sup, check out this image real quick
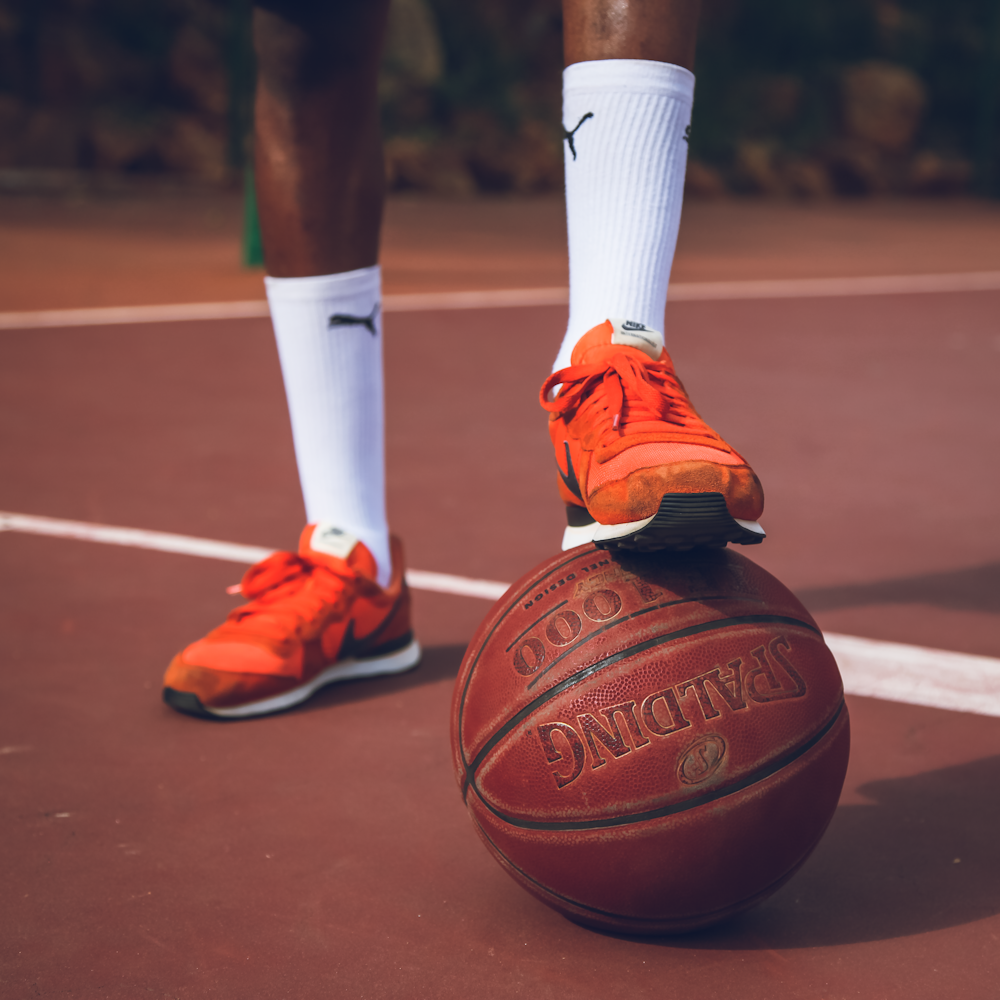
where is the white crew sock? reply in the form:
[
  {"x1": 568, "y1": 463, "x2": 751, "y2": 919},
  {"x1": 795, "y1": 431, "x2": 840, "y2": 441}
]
[
  {"x1": 554, "y1": 59, "x2": 695, "y2": 371},
  {"x1": 265, "y1": 265, "x2": 391, "y2": 587}
]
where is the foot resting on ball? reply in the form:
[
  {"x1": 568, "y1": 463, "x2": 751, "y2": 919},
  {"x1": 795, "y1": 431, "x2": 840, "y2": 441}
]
[
  {"x1": 162, "y1": 524, "x2": 420, "y2": 719},
  {"x1": 541, "y1": 319, "x2": 766, "y2": 552}
]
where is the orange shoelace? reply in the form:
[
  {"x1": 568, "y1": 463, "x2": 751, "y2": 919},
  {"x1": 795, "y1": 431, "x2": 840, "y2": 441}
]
[
  {"x1": 541, "y1": 352, "x2": 706, "y2": 449},
  {"x1": 220, "y1": 552, "x2": 353, "y2": 643}
]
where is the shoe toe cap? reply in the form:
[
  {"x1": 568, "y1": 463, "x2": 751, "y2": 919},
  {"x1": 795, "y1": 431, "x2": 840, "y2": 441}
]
[
  {"x1": 588, "y1": 460, "x2": 764, "y2": 524},
  {"x1": 163, "y1": 642, "x2": 303, "y2": 714}
]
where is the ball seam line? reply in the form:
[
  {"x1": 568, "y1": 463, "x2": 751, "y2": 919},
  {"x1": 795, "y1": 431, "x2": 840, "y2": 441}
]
[
  {"x1": 463, "y1": 613, "x2": 823, "y2": 787},
  {"x1": 456, "y1": 551, "x2": 593, "y2": 781},
  {"x1": 468, "y1": 697, "x2": 845, "y2": 832}
]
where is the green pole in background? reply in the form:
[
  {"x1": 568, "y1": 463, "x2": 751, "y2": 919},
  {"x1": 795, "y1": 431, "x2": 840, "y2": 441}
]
[
  {"x1": 243, "y1": 164, "x2": 264, "y2": 268},
  {"x1": 226, "y1": 0, "x2": 263, "y2": 265}
]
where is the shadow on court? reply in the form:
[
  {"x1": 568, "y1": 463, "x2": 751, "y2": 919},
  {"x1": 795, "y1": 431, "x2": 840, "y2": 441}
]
[
  {"x1": 291, "y1": 643, "x2": 468, "y2": 715},
  {"x1": 623, "y1": 754, "x2": 1000, "y2": 949},
  {"x1": 301, "y1": 648, "x2": 1000, "y2": 951},
  {"x1": 797, "y1": 561, "x2": 1000, "y2": 616}
]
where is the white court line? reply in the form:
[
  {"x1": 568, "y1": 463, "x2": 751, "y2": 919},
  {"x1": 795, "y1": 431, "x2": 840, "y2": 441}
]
[
  {"x1": 2, "y1": 270, "x2": 999, "y2": 330},
  {"x1": 0, "y1": 511, "x2": 276, "y2": 564},
  {"x1": 666, "y1": 269, "x2": 1000, "y2": 302},
  {"x1": 824, "y1": 633, "x2": 1000, "y2": 720},
  {"x1": 0, "y1": 511, "x2": 510, "y2": 601},
  {"x1": 3, "y1": 509, "x2": 998, "y2": 718},
  {"x1": 385, "y1": 287, "x2": 569, "y2": 312},
  {"x1": 403, "y1": 569, "x2": 509, "y2": 601},
  {"x1": 0, "y1": 300, "x2": 271, "y2": 330}
]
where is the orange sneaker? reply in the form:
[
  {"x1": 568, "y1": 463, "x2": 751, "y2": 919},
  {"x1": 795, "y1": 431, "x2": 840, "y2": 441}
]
[
  {"x1": 541, "y1": 319, "x2": 765, "y2": 551},
  {"x1": 163, "y1": 524, "x2": 420, "y2": 719}
]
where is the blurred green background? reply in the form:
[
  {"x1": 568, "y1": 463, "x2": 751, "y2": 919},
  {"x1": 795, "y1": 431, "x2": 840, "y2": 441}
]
[{"x1": 0, "y1": 0, "x2": 997, "y2": 197}]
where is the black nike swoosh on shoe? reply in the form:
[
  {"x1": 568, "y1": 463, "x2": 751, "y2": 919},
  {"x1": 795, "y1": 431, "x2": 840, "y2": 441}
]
[
  {"x1": 338, "y1": 618, "x2": 363, "y2": 659},
  {"x1": 558, "y1": 441, "x2": 584, "y2": 501},
  {"x1": 337, "y1": 586, "x2": 410, "y2": 661},
  {"x1": 328, "y1": 303, "x2": 379, "y2": 335}
]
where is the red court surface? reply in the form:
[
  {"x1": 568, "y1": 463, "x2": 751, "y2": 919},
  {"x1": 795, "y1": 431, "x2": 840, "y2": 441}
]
[
  {"x1": 3, "y1": 191, "x2": 1000, "y2": 309},
  {"x1": 2, "y1": 195, "x2": 1000, "y2": 998}
]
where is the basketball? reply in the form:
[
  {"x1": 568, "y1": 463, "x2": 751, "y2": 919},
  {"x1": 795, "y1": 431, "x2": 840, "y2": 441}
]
[{"x1": 450, "y1": 545, "x2": 850, "y2": 934}]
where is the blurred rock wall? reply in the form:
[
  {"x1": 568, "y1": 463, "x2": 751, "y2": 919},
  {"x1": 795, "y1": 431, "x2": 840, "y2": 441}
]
[
  {"x1": 0, "y1": 0, "x2": 995, "y2": 196},
  {"x1": 0, "y1": 0, "x2": 232, "y2": 180},
  {"x1": 686, "y1": 0, "x2": 996, "y2": 197}
]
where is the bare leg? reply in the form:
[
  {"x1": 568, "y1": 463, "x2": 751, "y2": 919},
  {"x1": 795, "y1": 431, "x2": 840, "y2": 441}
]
[
  {"x1": 562, "y1": 0, "x2": 701, "y2": 69},
  {"x1": 252, "y1": 0, "x2": 390, "y2": 277},
  {"x1": 252, "y1": 0, "x2": 697, "y2": 275}
]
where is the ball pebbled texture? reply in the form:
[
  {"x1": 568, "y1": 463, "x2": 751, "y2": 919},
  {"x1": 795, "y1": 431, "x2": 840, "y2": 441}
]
[{"x1": 450, "y1": 545, "x2": 850, "y2": 934}]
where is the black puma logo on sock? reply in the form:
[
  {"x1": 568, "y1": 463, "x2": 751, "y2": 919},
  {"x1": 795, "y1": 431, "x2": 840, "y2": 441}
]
[
  {"x1": 563, "y1": 112, "x2": 594, "y2": 160},
  {"x1": 328, "y1": 303, "x2": 379, "y2": 335},
  {"x1": 683, "y1": 124, "x2": 691, "y2": 143}
]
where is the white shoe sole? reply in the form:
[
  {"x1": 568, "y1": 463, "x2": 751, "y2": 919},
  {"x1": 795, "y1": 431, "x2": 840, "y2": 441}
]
[{"x1": 167, "y1": 638, "x2": 422, "y2": 720}]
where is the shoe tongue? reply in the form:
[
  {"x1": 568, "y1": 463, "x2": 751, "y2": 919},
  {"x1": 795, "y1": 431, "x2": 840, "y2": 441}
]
[
  {"x1": 300, "y1": 522, "x2": 377, "y2": 579},
  {"x1": 570, "y1": 319, "x2": 665, "y2": 366}
]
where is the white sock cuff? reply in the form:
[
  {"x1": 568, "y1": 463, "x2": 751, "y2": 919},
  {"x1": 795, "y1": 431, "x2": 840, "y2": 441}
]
[
  {"x1": 563, "y1": 59, "x2": 694, "y2": 102},
  {"x1": 264, "y1": 265, "x2": 381, "y2": 303}
]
